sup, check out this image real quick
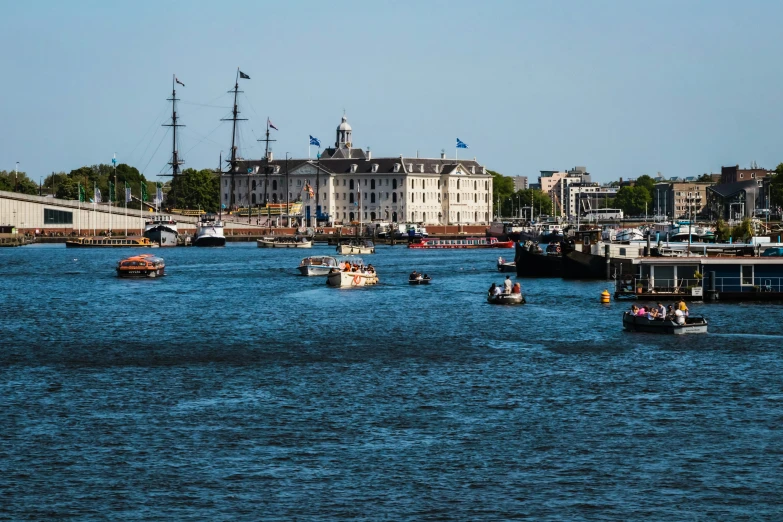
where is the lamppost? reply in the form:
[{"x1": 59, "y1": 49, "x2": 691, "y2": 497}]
[{"x1": 285, "y1": 152, "x2": 290, "y2": 227}]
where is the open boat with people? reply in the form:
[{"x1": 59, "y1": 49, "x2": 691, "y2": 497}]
[
  {"x1": 622, "y1": 311, "x2": 708, "y2": 334},
  {"x1": 66, "y1": 236, "x2": 157, "y2": 248},
  {"x1": 408, "y1": 271, "x2": 432, "y2": 285},
  {"x1": 326, "y1": 257, "x2": 378, "y2": 287},
  {"x1": 116, "y1": 254, "x2": 165, "y2": 278},
  {"x1": 298, "y1": 256, "x2": 338, "y2": 276},
  {"x1": 257, "y1": 236, "x2": 312, "y2": 248},
  {"x1": 497, "y1": 256, "x2": 516, "y2": 272},
  {"x1": 336, "y1": 239, "x2": 375, "y2": 254}
]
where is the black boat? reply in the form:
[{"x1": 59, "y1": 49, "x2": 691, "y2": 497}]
[
  {"x1": 514, "y1": 240, "x2": 562, "y2": 278},
  {"x1": 409, "y1": 276, "x2": 431, "y2": 285},
  {"x1": 487, "y1": 293, "x2": 525, "y2": 305},
  {"x1": 622, "y1": 312, "x2": 708, "y2": 334}
]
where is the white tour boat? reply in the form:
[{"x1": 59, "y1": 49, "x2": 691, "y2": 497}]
[
  {"x1": 298, "y1": 256, "x2": 338, "y2": 276},
  {"x1": 257, "y1": 236, "x2": 312, "y2": 248}
]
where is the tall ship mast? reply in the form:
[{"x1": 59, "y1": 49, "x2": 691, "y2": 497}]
[
  {"x1": 222, "y1": 68, "x2": 248, "y2": 214},
  {"x1": 144, "y1": 74, "x2": 184, "y2": 247}
]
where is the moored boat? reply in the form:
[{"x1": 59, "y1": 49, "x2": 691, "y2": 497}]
[
  {"x1": 193, "y1": 214, "x2": 226, "y2": 247},
  {"x1": 497, "y1": 256, "x2": 516, "y2": 272},
  {"x1": 298, "y1": 255, "x2": 338, "y2": 276},
  {"x1": 487, "y1": 293, "x2": 525, "y2": 305},
  {"x1": 258, "y1": 236, "x2": 312, "y2": 248},
  {"x1": 622, "y1": 312, "x2": 708, "y2": 334},
  {"x1": 143, "y1": 215, "x2": 179, "y2": 247},
  {"x1": 66, "y1": 236, "x2": 157, "y2": 248},
  {"x1": 337, "y1": 239, "x2": 375, "y2": 254},
  {"x1": 116, "y1": 254, "x2": 165, "y2": 278},
  {"x1": 409, "y1": 237, "x2": 513, "y2": 249}
]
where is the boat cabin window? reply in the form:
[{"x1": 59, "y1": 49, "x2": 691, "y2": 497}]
[{"x1": 741, "y1": 265, "x2": 754, "y2": 286}]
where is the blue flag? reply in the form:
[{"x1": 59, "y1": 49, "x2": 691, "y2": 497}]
[
  {"x1": 309, "y1": 135, "x2": 320, "y2": 147},
  {"x1": 456, "y1": 138, "x2": 468, "y2": 149}
]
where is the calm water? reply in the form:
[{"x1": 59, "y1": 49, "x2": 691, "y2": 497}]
[{"x1": 1, "y1": 243, "x2": 783, "y2": 520}]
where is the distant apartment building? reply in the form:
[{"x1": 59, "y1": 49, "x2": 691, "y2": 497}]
[
  {"x1": 511, "y1": 176, "x2": 528, "y2": 191},
  {"x1": 652, "y1": 181, "x2": 713, "y2": 218},
  {"x1": 568, "y1": 184, "x2": 618, "y2": 217},
  {"x1": 720, "y1": 165, "x2": 773, "y2": 184},
  {"x1": 541, "y1": 167, "x2": 593, "y2": 216}
]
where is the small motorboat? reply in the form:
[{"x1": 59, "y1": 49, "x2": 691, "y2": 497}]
[
  {"x1": 487, "y1": 293, "x2": 525, "y2": 305},
  {"x1": 408, "y1": 275, "x2": 432, "y2": 285},
  {"x1": 116, "y1": 254, "x2": 165, "y2": 278},
  {"x1": 257, "y1": 236, "x2": 312, "y2": 248},
  {"x1": 497, "y1": 256, "x2": 516, "y2": 272},
  {"x1": 337, "y1": 239, "x2": 375, "y2": 254},
  {"x1": 622, "y1": 312, "x2": 708, "y2": 334},
  {"x1": 298, "y1": 256, "x2": 338, "y2": 276}
]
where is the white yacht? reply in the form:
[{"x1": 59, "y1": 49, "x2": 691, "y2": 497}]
[
  {"x1": 193, "y1": 214, "x2": 226, "y2": 247},
  {"x1": 143, "y1": 215, "x2": 179, "y2": 247}
]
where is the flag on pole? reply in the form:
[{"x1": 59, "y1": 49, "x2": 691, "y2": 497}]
[
  {"x1": 268, "y1": 118, "x2": 278, "y2": 131},
  {"x1": 141, "y1": 183, "x2": 149, "y2": 202},
  {"x1": 125, "y1": 186, "x2": 132, "y2": 203},
  {"x1": 309, "y1": 135, "x2": 320, "y2": 147},
  {"x1": 456, "y1": 138, "x2": 469, "y2": 149},
  {"x1": 156, "y1": 183, "x2": 163, "y2": 205},
  {"x1": 78, "y1": 184, "x2": 86, "y2": 203},
  {"x1": 95, "y1": 188, "x2": 102, "y2": 203},
  {"x1": 175, "y1": 77, "x2": 185, "y2": 87},
  {"x1": 239, "y1": 71, "x2": 250, "y2": 79},
  {"x1": 112, "y1": 153, "x2": 117, "y2": 166}
]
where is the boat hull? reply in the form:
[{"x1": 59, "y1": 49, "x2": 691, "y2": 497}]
[
  {"x1": 337, "y1": 245, "x2": 375, "y2": 254},
  {"x1": 193, "y1": 235, "x2": 226, "y2": 247},
  {"x1": 622, "y1": 313, "x2": 708, "y2": 334},
  {"x1": 514, "y1": 242, "x2": 562, "y2": 277},
  {"x1": 143, "y1": 226, "x2": 178, "y2": 247},
  {"x1": 497, "y1": 262, "x2": 516, "y2": 272},
  {"x1": 408, "y1": 278, "x2": 431, "y2": 285},
  {"x1": 487, "y1": 293, "x2": 525, "y2": 305},
  {"x1": 326, "y1": 271, "x2": 379, "y2": 287},
  {"x1": 116, "y1": 267, "x2": 165, "y2": 278},
  {"x1": 258, "y1": 239, "x2": 312, "y2": 248}
]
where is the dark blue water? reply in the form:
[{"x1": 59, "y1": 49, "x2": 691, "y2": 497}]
[{"x1": 2, "y1": 244, "x2": 783, "y2": 520}]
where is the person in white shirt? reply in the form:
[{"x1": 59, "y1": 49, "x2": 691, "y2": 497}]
[
  {"x1": 674, "y1": 309, "x2": 685, "y2": 325},
  {"x1": 503, "y1": 276, "x2": 513, "y2": 294}
]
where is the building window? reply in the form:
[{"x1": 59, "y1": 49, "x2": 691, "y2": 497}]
[
  {"x1": 457, "y1": 179, "x2": 460, "y2": 190},
  {"x1": 349, "y1": 179, "x2": 355, "y2": 190},
  {"x1": 392, "y1": 179, "x2": 397, "y2": 189},
  {"x1": 44, "y1": 208, "x2": 73, "y2": 224},
  {"x1": 349, "y1": 193, "x2": 354, "y2": 204},
  {"x1": 741, "y1": 265, "x2": 754, "y2": 286},
  {"x1": 371, "y1": 193, "x2": 376, "y2": 203},
  {"x1": 457, "y1": 193, "x2": 460, "y2": 202},
  {"x1": 371, "y1": 179, "x2": 375, "y2": 189},
  {"x1": 392, "y1": 193, "x2": 397, "y2": 203},
  {"x1": 411, "y1": 179, "x2": 415, "y2": 189}
]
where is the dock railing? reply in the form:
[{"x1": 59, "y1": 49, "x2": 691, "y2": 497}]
[
  {"x1": 711, "y1": 276, "x2": 783, "y2": 293},
  {"x1": 615, "y1": 276, "x2": 702, "y2": 296}
]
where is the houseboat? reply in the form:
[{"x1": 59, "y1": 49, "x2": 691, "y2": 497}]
[
  {"x1": 257, "y1": 236, "x2": 312, "y2": 248},
  {"x1": 297, "y1": 256, "x2": 338, "y2": 276},
  {"x1": 615, "y1": 253, "x2": 783, "y2": 302},
  {"x1": 337, "y1": 239, "x2": 375, "y2": 254},
  {"x1": 514, "y1": 240, "x2": 562, "y2": 277},
  {"x1": 408, "y1": 237, "x2": 513, "y2": 249},
  {"x1": 66, "y1": 236, "x2": 157, "y2": 248},
  {"x1": 116, "y1": 254, "x2": 165, "y2": 278}
]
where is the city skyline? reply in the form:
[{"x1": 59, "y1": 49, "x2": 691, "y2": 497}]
[{"x1": 1, "y1": 0, "x2": 782, "y2": 183}]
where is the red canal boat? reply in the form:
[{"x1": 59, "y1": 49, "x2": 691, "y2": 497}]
[{"x1": 408, "y1": 237, "x2": 514, "y2": 249}]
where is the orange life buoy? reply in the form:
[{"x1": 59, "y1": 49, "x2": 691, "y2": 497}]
[{"x1": 353, "y1": 274, "x2": 362, "y2": 285}]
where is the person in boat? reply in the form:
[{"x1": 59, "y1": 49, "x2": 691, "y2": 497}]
[
  {"x1": 410, "y1": 270, "x2": 418, "y2": 281},
  {"x1": 512, "y1": 282, "x2": 521, "y2": 294},
  {"x1": 630, "y1": 304, "x2": 639, "y2": 315},
  {"x1": 674, "y1": 308, "x2": 686, "y2": 325},
  {"x1": 656, "y1": 302, "x2": 666, "y2": 321},
  {"x1": 504, "y1": 276, "x2": 513, "y2": 294},
  {"x1": 488, "y1": 283, "x2": 497, "y2": 297},
  {"x1": 367, "y1": 264, "x2": 375, "y2": 274},
  {"x1": 678, "y1": 298, "x2": 689, "y2": 317},
  {"x1": 666, "y1": 304, "x2": 675, "y2": 321},
  {"x1": 422, "y1": 273, "x2": 429, "y2": 280},
  {"x1": 498, "y1": 256, "x2": 504, "y2": 265},
  {"x1": 492, "y1": 284, "x2": 502, "y2": 297},
  {"x1": 636, "y1": 306, "x2": 647, "y2": 317}
]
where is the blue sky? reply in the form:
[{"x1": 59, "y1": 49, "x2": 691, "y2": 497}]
[{"x1": 1, "y1": 0, "x2": 781, "y2": 184}]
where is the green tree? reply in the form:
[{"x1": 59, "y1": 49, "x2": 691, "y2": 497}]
[
  {"x1": 697, "y1": 173, "x2": 712, "y2": 182},
  {"x1": 613, "y1": 186, "x2": 652, "y2": 216},
  {"x1": 731, "y1": 217, "x2": 753, "y2": 242},
  {"x1": 165, "y1": 168, "x2": 219, "y2": 212},
  {"x1": 770, "y1": 163, "x2": 783, "y2": 213},
  {"x1": 56, "y1": 177, "x2": 80, "y2": 199},
  {"x1": 714, "y1": 218, "x2": 731, "y2": 242},
  {"x1": 635, "y1": 174, "x2": 655, "y2": 195},
  {"x1": 0, "y1": 170, "x2": 39, "y2": 195},
  {"x1": 489, "y1": 170, "x2": 515, "y2": 207}
]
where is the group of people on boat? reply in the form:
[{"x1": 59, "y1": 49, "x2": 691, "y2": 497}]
[
  {"x1": 337, "y1": 260, "x2": 375, "y2": 274},
  {"x1": 488, "y1": 276, "x2": 522, "y2": 296},
  {"x1": 409, "y1": 270, "x2": 431, "y2": 282},
  {"x1": 630, "y1": 298, "x2": 689, "y2": 324}
]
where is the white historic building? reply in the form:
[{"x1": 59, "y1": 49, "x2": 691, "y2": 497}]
[{"x1": 220, "y1": 115, "x2": 493, "y2": 225}]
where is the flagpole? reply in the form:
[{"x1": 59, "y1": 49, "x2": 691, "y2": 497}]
[
  {"x1": 124, "y1": 181, "x2": 128, "y2": 237},
  {"x1": 78, "y1": 182, "x2": 81, "y2": 235},
  {"x1": 93, "y1": 182, "x2": 97, "y2": 236}
]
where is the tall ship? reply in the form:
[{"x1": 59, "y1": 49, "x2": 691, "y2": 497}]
[
  {"x1": 193, "y1": 214, "x2": 226, "y2": 247},
  {"x1": 143, "y1": 215, "x2": 179, "y2": 247}
]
